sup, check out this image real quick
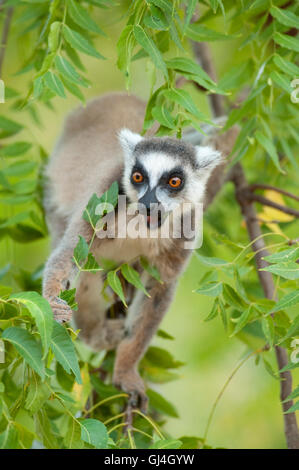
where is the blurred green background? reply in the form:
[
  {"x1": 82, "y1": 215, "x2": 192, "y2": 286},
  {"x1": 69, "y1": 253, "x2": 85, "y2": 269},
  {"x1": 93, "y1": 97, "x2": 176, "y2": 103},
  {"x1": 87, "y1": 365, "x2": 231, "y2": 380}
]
[{"x1": 1, "y1": 5, "x2": 298, "y2": 449}]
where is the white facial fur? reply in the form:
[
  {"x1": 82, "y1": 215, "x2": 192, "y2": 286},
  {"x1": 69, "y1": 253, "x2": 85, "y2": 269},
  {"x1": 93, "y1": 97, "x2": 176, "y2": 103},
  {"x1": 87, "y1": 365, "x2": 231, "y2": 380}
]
[{"x1": 118, "y1": 128, "x2": 222, "y2": 212}]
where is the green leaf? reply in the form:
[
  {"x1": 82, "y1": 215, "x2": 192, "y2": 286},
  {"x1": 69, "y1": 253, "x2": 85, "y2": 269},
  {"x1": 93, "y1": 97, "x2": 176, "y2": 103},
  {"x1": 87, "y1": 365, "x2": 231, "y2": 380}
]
[
  {"x1": 184, "y1": 0, "x2": 197, "y2": 31},
  {"x1": 218, "y1": 61, "x2": 252, "y2": 91},
  {"x1": 186, "y1": 24, "x2": 236, "y2": 42},
  {"x1": 80, "y1": 419, "x2": 108, "y2": 448},
  {"x1": 204, "y1": 298, "x2": 219, "y2": 322},
  {"x1": 0, "y1": 116, "x2": 23, "y2": 138},
  {"x1": 61, "y1": 77, "x2": 85, "y2": 102},
  {"x1": 270, "y1": 6, "x2": 299, "y2": 28},
  {"x1": 261, "y1": 261, "x2": 299, "y2": 280},
  {"x1": 9, "y1": 291, "x2": 53, "y2": 356},
  {"x1": 263, "y1": 358, "x2": 279, "y2": 380},
  {"x1": 166, "y1": 57, "x2": 216, "y2": 86},
  {"x1": 2, "y1": 327, "x2": 45, "y2": 379},
  {"x1": 148, "y1": 0, "x2": 173, "y2": 15},
  {"x1": 55, "y1": 55, "x2": 88, "y2": 87},
  {"x1": 25, "y1": 373, "x2": 50, "y2": 413},
  {"x1": 283, "y1": 314, "x2": 299, "y2": 341},
  {"x1": 152, "y1": 104, "x2": 175, "y2": 129},
  {"x1": 264, "y1": 248, "x2": 299, "y2": 264},
  {"x1": 0, "y1": 425, "x2": 18, "y2": 449},
  {"x1": 3, "y1": 161, "x2": 36, "y2": 176},
  {"x1": 142, "y1": 364, "x2": 179, "y2": 383},
  {"x1": 73, "y1": 235, "x2": 89, "y2": 265},
  {"x1": 283, "y1": 385, "x2": 299, "y2": 403},
  {"x1": 140, "y1": 256, "x2": 161, "y2": 282},
  {"x1": 150, "y1": 439, "x2": 182, "y2": 449},
  {"x1": 255, "y1": 130, "x2": 283, "y2": 173},
  {"x1": 231, "y1": 306, "x2": 253, "y2": 336},
  {"x1": 179, "y1": 435, "x2": 204, "y2": 449},
  {"x1": 0, "y1": 211, "x2": 31, "y2": 229},
  {"x1": 163, "y1": 88, "x2": 211, "y2": 122},
  {"x1": 272, "y1": 291, "x2": 299, "y2": 313},
  {"x1": 147, "y1": 388, "x2": 179, "y2": 418},
  {"x1": 145, "y1": 346, "x2": 183, "y2": 369},
  {"x1": 36, "y1": 409, "x2": 59, "y2": 449},
  {"x1": 56, "y1": 362, "x2": 76, "y2": 391},
  {"x1": 33, "y1": 76, "x2": 44, "y2": 99},
  {"x1": 133, "y1": 25, "x2": 168, "y2": 79},
  {"x1": 48, "y1": 21, "x2": 61, "y2": 52},
  {"x1": 270, "y1": 71, "x2": 293, "y2": 94},
  {"x1": 64, "y1": 418, "x2": 84, "y2": 449},
  {"x1": 157, "y1": 329, "x2": 174, "y2": 340},
  {"x1": 107, "y1": 270, "x2": 127, "y2": 307},
  {"x1": 223, "y1": 284, "x2": 247, "y2": 310},
  {"x1": 68, "y1": 0, "x2": 105, "y2": 35},
  {"x1": 273, "y1": 55, "x2": 299, "y2": 78},
  {"x1": 82, "y1": 253, "x2": 102, "y2": 273},
  {"x1": 0, "y1": 142, "x2": 32, "y2": 157},
  {"x1": 196, "y1": 252, "x2": 229, "y2": 267},
  {"x1": 121, "y1": 263, "x2": 149, "y2": 296},
  {"x1": 284, "y1": 401, "x2": 299, "y2": 414},
  {"x1": 44, "y1": 71, "x2": 66, "y2": 98},
  {"x1": 59, "y1": 288, "x2": 78, "y2": 310},
  {"x1": 63, "y1": 25, "x2": 105, "y2": 59},
  {"x1": 144, "y1": 6, "x2": 168, "y2": 31},
  {"x1": 273, "y1": 32, "x2": 299, "y2": 52},
  {"x1": 262, "y1": 316, "x2": 275, "y2": 348},
  {"x1": 116, "y1": 25, "x2": 135, "y2": 87},
  {"x1": 82, "y1": 181, "x2": 118, "y2": 228},
  {"x1": 50, "y1": 321, "x2": 82, "y2": 384},
  {"x1": 195, "y1": 281, "x2": 223, "y2": 297}
]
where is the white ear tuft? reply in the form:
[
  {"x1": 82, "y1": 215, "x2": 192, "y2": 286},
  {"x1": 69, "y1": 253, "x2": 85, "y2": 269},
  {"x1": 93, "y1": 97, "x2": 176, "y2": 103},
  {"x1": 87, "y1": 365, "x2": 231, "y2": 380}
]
[
  {"x1": 195, "y1": 146, "x2": 222, "y2": 173},
  {"x1": 118, "y1": 128, "x2": 143, "y2": 160}
]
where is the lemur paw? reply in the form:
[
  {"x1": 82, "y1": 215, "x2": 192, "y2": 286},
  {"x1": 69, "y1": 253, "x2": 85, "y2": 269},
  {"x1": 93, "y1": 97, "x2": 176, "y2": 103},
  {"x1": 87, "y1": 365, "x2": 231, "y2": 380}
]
[
  {"x1": 113, "y1": 369, "x2": 148, "y2": 413},
  {"x1": 48, "y1": 296, "x2": 72, "y2": 323}
]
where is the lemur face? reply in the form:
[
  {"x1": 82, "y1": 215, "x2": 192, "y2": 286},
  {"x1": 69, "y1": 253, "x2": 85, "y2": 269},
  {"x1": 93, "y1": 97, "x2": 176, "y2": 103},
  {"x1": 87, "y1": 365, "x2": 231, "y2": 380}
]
[{"x1": 118, "y1": 129, "x2": 222, "y2": 227}]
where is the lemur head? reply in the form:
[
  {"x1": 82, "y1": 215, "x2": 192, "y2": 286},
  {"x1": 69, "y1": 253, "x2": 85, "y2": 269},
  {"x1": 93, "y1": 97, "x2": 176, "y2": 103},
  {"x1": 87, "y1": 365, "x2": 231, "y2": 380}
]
[{"x1": 118, "y1": 128, "x2": 222, "y2": 226}]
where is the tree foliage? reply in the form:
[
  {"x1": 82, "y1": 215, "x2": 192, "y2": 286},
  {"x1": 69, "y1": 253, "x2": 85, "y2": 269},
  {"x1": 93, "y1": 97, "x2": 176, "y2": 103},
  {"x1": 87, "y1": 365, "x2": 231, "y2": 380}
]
[{"x1": 0, "y1": 0, "x2": 298, "y2": 449}]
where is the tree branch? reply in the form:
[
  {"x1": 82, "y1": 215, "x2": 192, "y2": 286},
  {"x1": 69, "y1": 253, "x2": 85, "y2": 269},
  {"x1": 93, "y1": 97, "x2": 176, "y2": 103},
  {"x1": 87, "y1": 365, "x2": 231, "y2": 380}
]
[
  {"x1": 0, "y1": 4, "x2": 13, "y2": 79},
  {"x1": 192, "y1": 41, "x2": 224, "y2": 118},
  {"x1": 230, "y1": 163, "x2": 299, "y2": 450},
  {"x1": 250, "y1": 184, "x2": 299, "y2": 203},
  {"x1": 192, "y1": 40, "x2": 299, "y2": 449},
  {"x1": 252, "y1": 194, "x2": 299, "y2": 218},
  {"x1": 246, "y1": 191, "x2": 299, "y2": 218}
]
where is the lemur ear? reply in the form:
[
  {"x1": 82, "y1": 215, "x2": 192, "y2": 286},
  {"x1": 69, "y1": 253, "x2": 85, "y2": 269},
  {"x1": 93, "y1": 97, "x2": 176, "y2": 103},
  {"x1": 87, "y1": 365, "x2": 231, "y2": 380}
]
[
  {"x1": 118, "y1": 128, "x2": 143, "y2": 161},
  {"x1": 195, "y1": 146, "x2": 222, "y2": 174}
]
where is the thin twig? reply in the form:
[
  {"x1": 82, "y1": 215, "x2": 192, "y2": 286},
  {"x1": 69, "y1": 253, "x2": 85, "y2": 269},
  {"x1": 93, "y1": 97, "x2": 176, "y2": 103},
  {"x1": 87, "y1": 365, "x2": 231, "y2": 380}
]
[
  {"x1": 192, "y1": 42, "x2": 224, "y2": 118},
  {"x1": 0, "y1": 4, "x2": 13, "y2": 78},
  {"x1": 250, "y1": 184, "x2": 299, "y2": 203},
  {"x1": 249, "y1": 192, "x2": 299, "y2": 218},
  {"x1": 203, "y1": 346, "x2": 267, "y2": 443}
]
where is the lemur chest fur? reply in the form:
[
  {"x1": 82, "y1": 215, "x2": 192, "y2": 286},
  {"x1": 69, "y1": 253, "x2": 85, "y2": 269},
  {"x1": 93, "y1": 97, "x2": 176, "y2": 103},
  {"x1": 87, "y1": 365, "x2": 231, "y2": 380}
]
[{"x1": 91, "y1": 234, "x2": 172, "y2": 265}]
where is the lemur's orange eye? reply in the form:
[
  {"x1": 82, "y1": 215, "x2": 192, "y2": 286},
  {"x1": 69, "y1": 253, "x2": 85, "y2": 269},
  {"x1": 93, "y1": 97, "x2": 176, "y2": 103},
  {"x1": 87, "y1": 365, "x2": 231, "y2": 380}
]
[
  {"x1": 132, "y1": 171, "x2": 144, "y2": 183},
  {"x1": 168, "y1": 176, "x2": 182, "y2": 188}
]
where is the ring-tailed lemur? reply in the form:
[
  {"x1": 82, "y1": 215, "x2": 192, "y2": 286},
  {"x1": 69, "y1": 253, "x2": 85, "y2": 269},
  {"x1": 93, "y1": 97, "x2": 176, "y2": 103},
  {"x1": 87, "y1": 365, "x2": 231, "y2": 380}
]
[{"x1": 43, "y1": 93, "x2": 236, "y2": 410}]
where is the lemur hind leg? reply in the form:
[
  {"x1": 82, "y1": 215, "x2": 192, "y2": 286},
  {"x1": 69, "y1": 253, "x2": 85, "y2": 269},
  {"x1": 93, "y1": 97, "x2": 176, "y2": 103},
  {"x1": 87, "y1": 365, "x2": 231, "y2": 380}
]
[{"x1": 74, "y1": 272, "x2": 126, "y2": 351}]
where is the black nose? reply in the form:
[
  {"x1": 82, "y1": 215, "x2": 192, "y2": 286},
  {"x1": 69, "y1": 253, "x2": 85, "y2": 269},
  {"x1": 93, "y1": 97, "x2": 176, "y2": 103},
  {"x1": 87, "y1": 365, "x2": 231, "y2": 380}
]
[{"x1": 139, "y1": 187, "x2": 159, "y2": 209}]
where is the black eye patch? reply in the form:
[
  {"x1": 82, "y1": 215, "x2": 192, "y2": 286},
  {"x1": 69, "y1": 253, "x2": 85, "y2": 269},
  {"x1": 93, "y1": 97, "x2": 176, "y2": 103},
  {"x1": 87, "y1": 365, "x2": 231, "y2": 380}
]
[
  {"x1": 131, "y1": 162, "x2": 148, "y2": 185},
  {"x1": 159, "y1": 167, "x2": 185, "y2": 191}
]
